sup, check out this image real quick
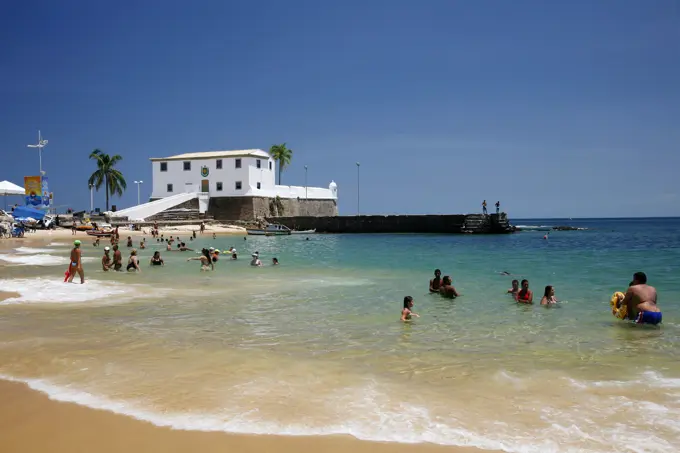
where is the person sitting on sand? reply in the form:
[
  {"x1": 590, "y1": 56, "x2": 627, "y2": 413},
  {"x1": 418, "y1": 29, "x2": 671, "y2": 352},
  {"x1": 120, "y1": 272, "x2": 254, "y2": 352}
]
[
  {"x1": 540, "y1": 285, "x2": 558, "y2": 305},
  {"x1": 102, "y1": 246, "x2": 113, "y2": 271},
  {"x1": 67, "y1": 240, "x2": 85, "y2": 284},
  {"x1": 150, "y1": 251, "x2": 164, "y2": 266},
  {"x1": 508, "y1": 279, "x2": 520, "y2": 295},
  {"x1": 250, "y1": 253, "x2": 262, "y2": 267},
  {"x1": 272, "y1": 257, "x2": 279, "y2": 265},
  {"x1": 439, "y1": 276, "x2": 460, "y2": 299},
  {"x1": 187, "y1": 248, "x2": 214, "y2": 271},
  {"x1": 622, "y1": 272, "x2": 661, "y2": 325},
  {"x1": 429, "y1": 269, "x2": 442, "y2": 293},
  {"x1": 126, "y1": 249, "x2": 141, "y2": 272},
  {"x1": 401, "y1": 296, "x2": 420, "y2": 322},
  {"x1": 515, "y1": 279, "x2": 533, "y2": 304},
  {"x1": 126, "y1": 236, "x2": 133, "y2": 247}
]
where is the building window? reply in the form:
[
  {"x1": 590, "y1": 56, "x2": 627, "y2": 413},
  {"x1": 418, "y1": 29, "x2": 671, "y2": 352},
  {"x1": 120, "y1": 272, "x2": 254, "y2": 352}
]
[
  {"x1": 216, "y1": 182, "x2": 223, "y2": 191},
  {"x1": 183, "y1": 161, "x2": 191, "y2": 171},
  {"x1": 160, "y1": 162, "x2": 168, "y2": 172},
  {"x1": 216, "y1": 159, "x2": 222, "y2": 169},
  {"x1": 235, "y1": 181, "x2": 242, "y2": 190},
  {"x1": 269, "y1": 161, "x2": 272, "y2": 170},
  {"x1": 235, "y1": 158, "x2": 241, "y2": 169},
  {"x1": 167, "y1": 184, "x2": 173, "y2": 193},
  {"x1": 256, "y1": 159, "x2": 261, "y2": 169},
  {"x1": 257, "y1": 182, "x2": 261, "y2": 189}
]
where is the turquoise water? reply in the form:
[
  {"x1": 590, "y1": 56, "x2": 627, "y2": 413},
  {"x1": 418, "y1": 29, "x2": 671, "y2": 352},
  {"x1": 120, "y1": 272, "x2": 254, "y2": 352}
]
[{"x1": 1, "y1": 218, "x2": 679, "y2": 452}]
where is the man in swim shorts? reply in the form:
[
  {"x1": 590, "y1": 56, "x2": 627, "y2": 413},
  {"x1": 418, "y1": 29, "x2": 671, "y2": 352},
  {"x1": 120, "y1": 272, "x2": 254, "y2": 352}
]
[
  {"x1": 112, "y1": 244, "x2": 123, "y2": 271},
  {"x1": 67, "y1": 240, "x2": 85, "y2": 284},
  {"x1": 622, "y1": 272, "x2": 661, "y2": 325},
  {"x1": 439, "y1": 276, "x2": 460, "y2": 299},
  {"x1": 102, "y1": 246, "x2": 113, "y2": 271},
  {"x1": 429, "y1": 269, "x2": 442, "y2": 293}
]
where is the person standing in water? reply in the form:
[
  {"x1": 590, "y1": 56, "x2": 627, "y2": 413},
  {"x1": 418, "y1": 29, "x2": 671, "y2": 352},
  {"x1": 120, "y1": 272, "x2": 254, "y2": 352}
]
[
  {"x1": 401, "y1": 296, "x2": 420, "y2": 322},
  {"x1": 187, "y1": 248, "x2": 213, "y2": 271},
  {"x1": 540, "y1": 286, "x2": 558, "y2": 305},
  {"x1": 429, "y1": 269, "x2": 442, "y2": 293},
  {"x1": 439, "y1": 276, "x2": 460, "y2": 298},
  {"x1": 622, "y1": 272, "x2": 661, "y2": 325},
  {"x1": 272, "y1": 257, "x2": 279, "y2": 265},
  {"x1": 515, "y1": 279, "x2": 533, "y2": 303},
  {"x1": 67, "y1": 240, "x2": 85, "y2": 284},
  {"x1": 126, "y1": 249, "x2": 141, "y2": 272},
  {"x1": 250, "y1": 253, "x2": 263, "y2": 267},
  {"x1": 112, "y1": 244, "x2": 123, "y2": 271},
  {"x1": 102, "y1": 246, "x2": 113, "y2": 271},
  {"x1": 150, "y1": 251, "x2": 164, "y2": 266},
  {"x1": 507, "y1": 279, "x2": 520, "y2": 296}
]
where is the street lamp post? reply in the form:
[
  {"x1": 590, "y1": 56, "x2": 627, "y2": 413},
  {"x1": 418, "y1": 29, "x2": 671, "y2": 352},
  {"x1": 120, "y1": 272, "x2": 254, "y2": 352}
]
[
  {"x1": 356, "y1": 162, "x2": 360, "y2": 215},
  {"x1": 304, "y1": 165, "x2": 308, "y2": 199},
  {"x1": 89, "y1": 184, "x2": 94, "y2": 212},
  {"x1": 27, "y1": 130, "x2": 49, "y2": 176},
  {"x1": 134, "y1": 181, "x2": 143, "y2": 205}
]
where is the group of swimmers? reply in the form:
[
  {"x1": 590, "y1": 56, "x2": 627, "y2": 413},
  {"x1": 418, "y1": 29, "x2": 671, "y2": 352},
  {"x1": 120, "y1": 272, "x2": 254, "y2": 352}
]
[{"x1": 401, "y1": 269, "x2": 661, "y2": 325}]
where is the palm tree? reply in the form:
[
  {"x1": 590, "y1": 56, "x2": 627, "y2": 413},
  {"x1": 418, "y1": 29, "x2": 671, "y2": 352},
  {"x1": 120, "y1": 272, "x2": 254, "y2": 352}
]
[
  {"x1": 88, "y1": 149, "x2": 127, "y2": 211},
  {"x1": 268, "y1": 143, "x2": 293, "y2": 185}
]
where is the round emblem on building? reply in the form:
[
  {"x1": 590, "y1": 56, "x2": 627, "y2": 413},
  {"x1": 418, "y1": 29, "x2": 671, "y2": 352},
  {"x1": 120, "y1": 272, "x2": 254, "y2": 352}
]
[{"x1": 201, "y1": 166, "x2": 209, "y2": 177}]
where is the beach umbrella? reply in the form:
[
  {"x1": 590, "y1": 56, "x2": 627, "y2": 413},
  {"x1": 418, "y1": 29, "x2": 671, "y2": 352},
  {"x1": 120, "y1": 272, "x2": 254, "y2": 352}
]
[{"x1": 0, "y1": 180, "x2": 25, "y2": 210}]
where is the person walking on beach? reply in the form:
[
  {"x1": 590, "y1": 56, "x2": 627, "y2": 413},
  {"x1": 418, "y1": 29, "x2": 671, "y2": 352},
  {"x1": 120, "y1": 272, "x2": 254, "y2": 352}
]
[
  {"x1": 495, "y1": 201, "x2": 500, "y2": 214},
  {"x1": 401, "y1": 296, "x2": 420, "y2": 322},
  {"x1": 200, "y1": 222, "x2": 205, "y2": 234},
  {"x1": 439, "y1": 276, "x2": 460, "y2": 298},
  {"x1": 71, "y1": 224, "x2": 76, "y2": 235},
  {"x1": 67, "y1": 240, "x2": 85, "y2": 284},
  {"x1": 429, "y1": 269, "x2": 442, "y2": 293},
  {"x1": 540, "y1": 286, "x2": 558, "y2": 305},
  {"x1": 482, "y1": 200, "x2": 488, "y2": 215},
  {"x1": 112, "y1": 244, "x2": 123, "y2": 271},
  {"x1": 102, "y1": 246, "x2": 113, "y2": 271},
  {"x1": 515, "y1": 279, "x2": 533, "y2": 303},
  {"x1": 622, "y1": 272, "x2": 661, "y2": 325}
]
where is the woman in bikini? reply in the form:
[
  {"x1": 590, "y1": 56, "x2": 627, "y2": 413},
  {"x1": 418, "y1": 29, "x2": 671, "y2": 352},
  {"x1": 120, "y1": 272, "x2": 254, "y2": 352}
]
[
  {"x1": 516, "y1": 279, "x2": 533, "y2": 304},
  {"x1": 540, "y1": 285, "x2": 558, "y2": 305},
  {"x1": 401, "y1": 296, "x2": 420, "y2": 322},
  {"x1": 150, "y1": 251, "x2": 164, "y2": 266},
  {"x1": 126, "y1": 249, "x2": 141, "y2": 272},
  {"x1": 187, "y1": 248, "x2": 214, "y2": 271}
]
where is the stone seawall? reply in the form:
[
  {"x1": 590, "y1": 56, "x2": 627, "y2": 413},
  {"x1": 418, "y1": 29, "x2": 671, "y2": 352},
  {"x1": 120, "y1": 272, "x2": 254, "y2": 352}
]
[
  {"x1": 267, "y1": 213, "x2": 513, "y2": 234},
  {"x1": 209, "y1": 197, "x2": 338, "y2": 221}
]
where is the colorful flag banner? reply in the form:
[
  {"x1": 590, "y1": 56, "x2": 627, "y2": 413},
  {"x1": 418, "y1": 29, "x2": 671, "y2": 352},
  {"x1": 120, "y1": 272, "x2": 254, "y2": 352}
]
[{"x1": 24, "y1": 176, "x2": 43, "y2": 207}]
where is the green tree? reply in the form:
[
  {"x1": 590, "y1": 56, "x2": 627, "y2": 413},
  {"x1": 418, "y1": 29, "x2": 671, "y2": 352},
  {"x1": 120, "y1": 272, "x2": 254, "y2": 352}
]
[
  {"x1": 87, "y1": 149, "x2": 127, "y2": 211},
  {"x1": 268, "y1": 143, "x2": 293, "y2": 185}
]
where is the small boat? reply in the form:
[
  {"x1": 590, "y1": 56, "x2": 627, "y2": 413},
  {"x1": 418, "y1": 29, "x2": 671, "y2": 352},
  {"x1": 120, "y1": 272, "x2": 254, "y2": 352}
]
[
  {"x1": 291, "y1": 229, "x2": 316, "y2": 234},
  {"x1": 247, "y1": 224, "x2": 291, "y2": 236},
  {"x1": 86, "y1": 230, "x2": 113, "y2": 237}
]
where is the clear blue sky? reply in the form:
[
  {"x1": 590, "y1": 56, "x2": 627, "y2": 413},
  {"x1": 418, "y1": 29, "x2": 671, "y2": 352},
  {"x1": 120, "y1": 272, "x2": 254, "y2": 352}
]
[{"x1": 1, "y1": 0, "x2": 678, "y2": 218}]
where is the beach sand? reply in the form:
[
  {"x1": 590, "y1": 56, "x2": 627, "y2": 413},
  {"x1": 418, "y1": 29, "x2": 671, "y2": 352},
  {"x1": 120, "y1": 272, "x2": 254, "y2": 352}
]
[{"x1": 0, "y1": 380, "x2": 491, "y2": 453}]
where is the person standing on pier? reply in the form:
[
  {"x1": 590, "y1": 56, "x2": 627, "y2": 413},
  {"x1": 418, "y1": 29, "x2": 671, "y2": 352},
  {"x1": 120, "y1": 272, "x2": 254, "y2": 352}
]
[
  {"x1": 495, "y1": 201, "x2": 500, "y2": 214},
  {"x1": 482, "y1": 200, "x2": 488, "y2": 215}
]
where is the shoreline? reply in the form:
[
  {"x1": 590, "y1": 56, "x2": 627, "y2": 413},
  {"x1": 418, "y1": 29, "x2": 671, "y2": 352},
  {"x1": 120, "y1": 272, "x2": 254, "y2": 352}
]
[{"x1": 0, "y1": 378, "x2": 492, "y2": 453}]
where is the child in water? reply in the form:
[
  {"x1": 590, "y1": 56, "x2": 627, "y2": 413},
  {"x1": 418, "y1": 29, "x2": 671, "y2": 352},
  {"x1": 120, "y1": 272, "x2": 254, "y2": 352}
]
[{"x1": 401, "y1": 296, "x2": 420, "y2": 322}]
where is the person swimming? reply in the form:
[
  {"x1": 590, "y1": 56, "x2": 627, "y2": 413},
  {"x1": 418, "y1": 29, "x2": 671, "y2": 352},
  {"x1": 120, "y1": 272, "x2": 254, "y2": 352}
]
[
  {"x1": 150, "y1": 251, "x2": 164, "y2": 266},
  {"x1": 439, "y1": 276, "x2": 460, "y2": 299},
  {"x1": 272, "y1": 257, "x2": 279, "y2": 265},
  {"x1": 429, "y1": 269, "x2": 442, "y2": 293},
  {"x1": 540, "y1": 285, "x2": 558, "y2": 305},
  {"x1": 126, "y1": 236, "x2": 133, "y2": 247},
  {"x1": 139, "y1": 239, "x2": 146, "y2": 249},
  {"x1": 516, "y1": 279, "x2": 533, "y2": 304},
  {"x1": 622, "y1": 272, "x2": 661, "y2": 325},
  {"x1": 211, "y1": 249, "x2": 220, "y2": 262},
  {"x1": 401, "y1": 296, "x2": 420, "y2": 322},
  {"x1": 250, "y1": 253, "x2": 263, "y2": 267},
  {"x1": 507, "y1": 279, "x2": 520, "y2": 295},
  {"x1": 126, "y1": 249, "x2": 141, "y2": 272}
]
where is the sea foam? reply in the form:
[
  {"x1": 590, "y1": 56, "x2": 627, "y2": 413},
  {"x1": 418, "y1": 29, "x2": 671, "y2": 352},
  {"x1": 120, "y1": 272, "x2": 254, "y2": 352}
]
[
  {"x1": 14, "y1": 247, "x2": 56, "y2": 254},
  {"x1": 0, "y1": 254, "x2": 97, "y2": 266},
  {"x1": 0, "y1": 278, "x2": 149, "y2": 305}
]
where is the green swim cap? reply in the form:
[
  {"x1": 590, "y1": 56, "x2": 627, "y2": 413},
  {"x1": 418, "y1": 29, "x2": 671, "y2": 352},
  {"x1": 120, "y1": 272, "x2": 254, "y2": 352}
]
[{"x1": 74, "y1": 240, "x2": 81, "y2": 246}]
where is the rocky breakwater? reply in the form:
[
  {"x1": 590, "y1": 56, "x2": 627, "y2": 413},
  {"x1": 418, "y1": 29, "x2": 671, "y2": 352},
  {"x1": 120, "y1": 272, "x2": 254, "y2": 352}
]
[{"x1": 268, "y1": 213, "x2": 514, "y2": 234}]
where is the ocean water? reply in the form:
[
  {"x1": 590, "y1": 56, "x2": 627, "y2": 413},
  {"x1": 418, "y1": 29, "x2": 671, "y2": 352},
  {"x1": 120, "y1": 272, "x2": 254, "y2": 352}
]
[{"x1": 1, "y1": 218, "x2": 679, "y2": 453}]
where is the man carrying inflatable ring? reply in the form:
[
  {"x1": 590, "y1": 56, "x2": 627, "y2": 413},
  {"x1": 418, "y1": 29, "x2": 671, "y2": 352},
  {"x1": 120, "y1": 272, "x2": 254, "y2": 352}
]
[{"x1": 610, "y1": 272, "x2": 661, "y2": 325}]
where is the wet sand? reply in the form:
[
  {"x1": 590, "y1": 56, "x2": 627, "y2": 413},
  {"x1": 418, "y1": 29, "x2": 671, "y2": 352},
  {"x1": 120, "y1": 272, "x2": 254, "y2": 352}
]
[{"x1": 0, "y1": 380, "x2": 490, "y2": 453}]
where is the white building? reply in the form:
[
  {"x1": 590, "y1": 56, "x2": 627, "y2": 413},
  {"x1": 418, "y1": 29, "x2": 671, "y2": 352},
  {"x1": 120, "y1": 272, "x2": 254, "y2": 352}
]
[{"x1": 149, "y1": 149, "x2": 337, "y2": 201}]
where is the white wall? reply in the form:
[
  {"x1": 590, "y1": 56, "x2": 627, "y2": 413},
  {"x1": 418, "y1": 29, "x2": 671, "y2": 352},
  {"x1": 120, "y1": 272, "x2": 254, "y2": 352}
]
[
  {"x1": 151, "y1": 155, "x2": 336, "y2": 200},
  {"x1": 151, "y1": 155, "x2": 276, "y2": 199}
]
